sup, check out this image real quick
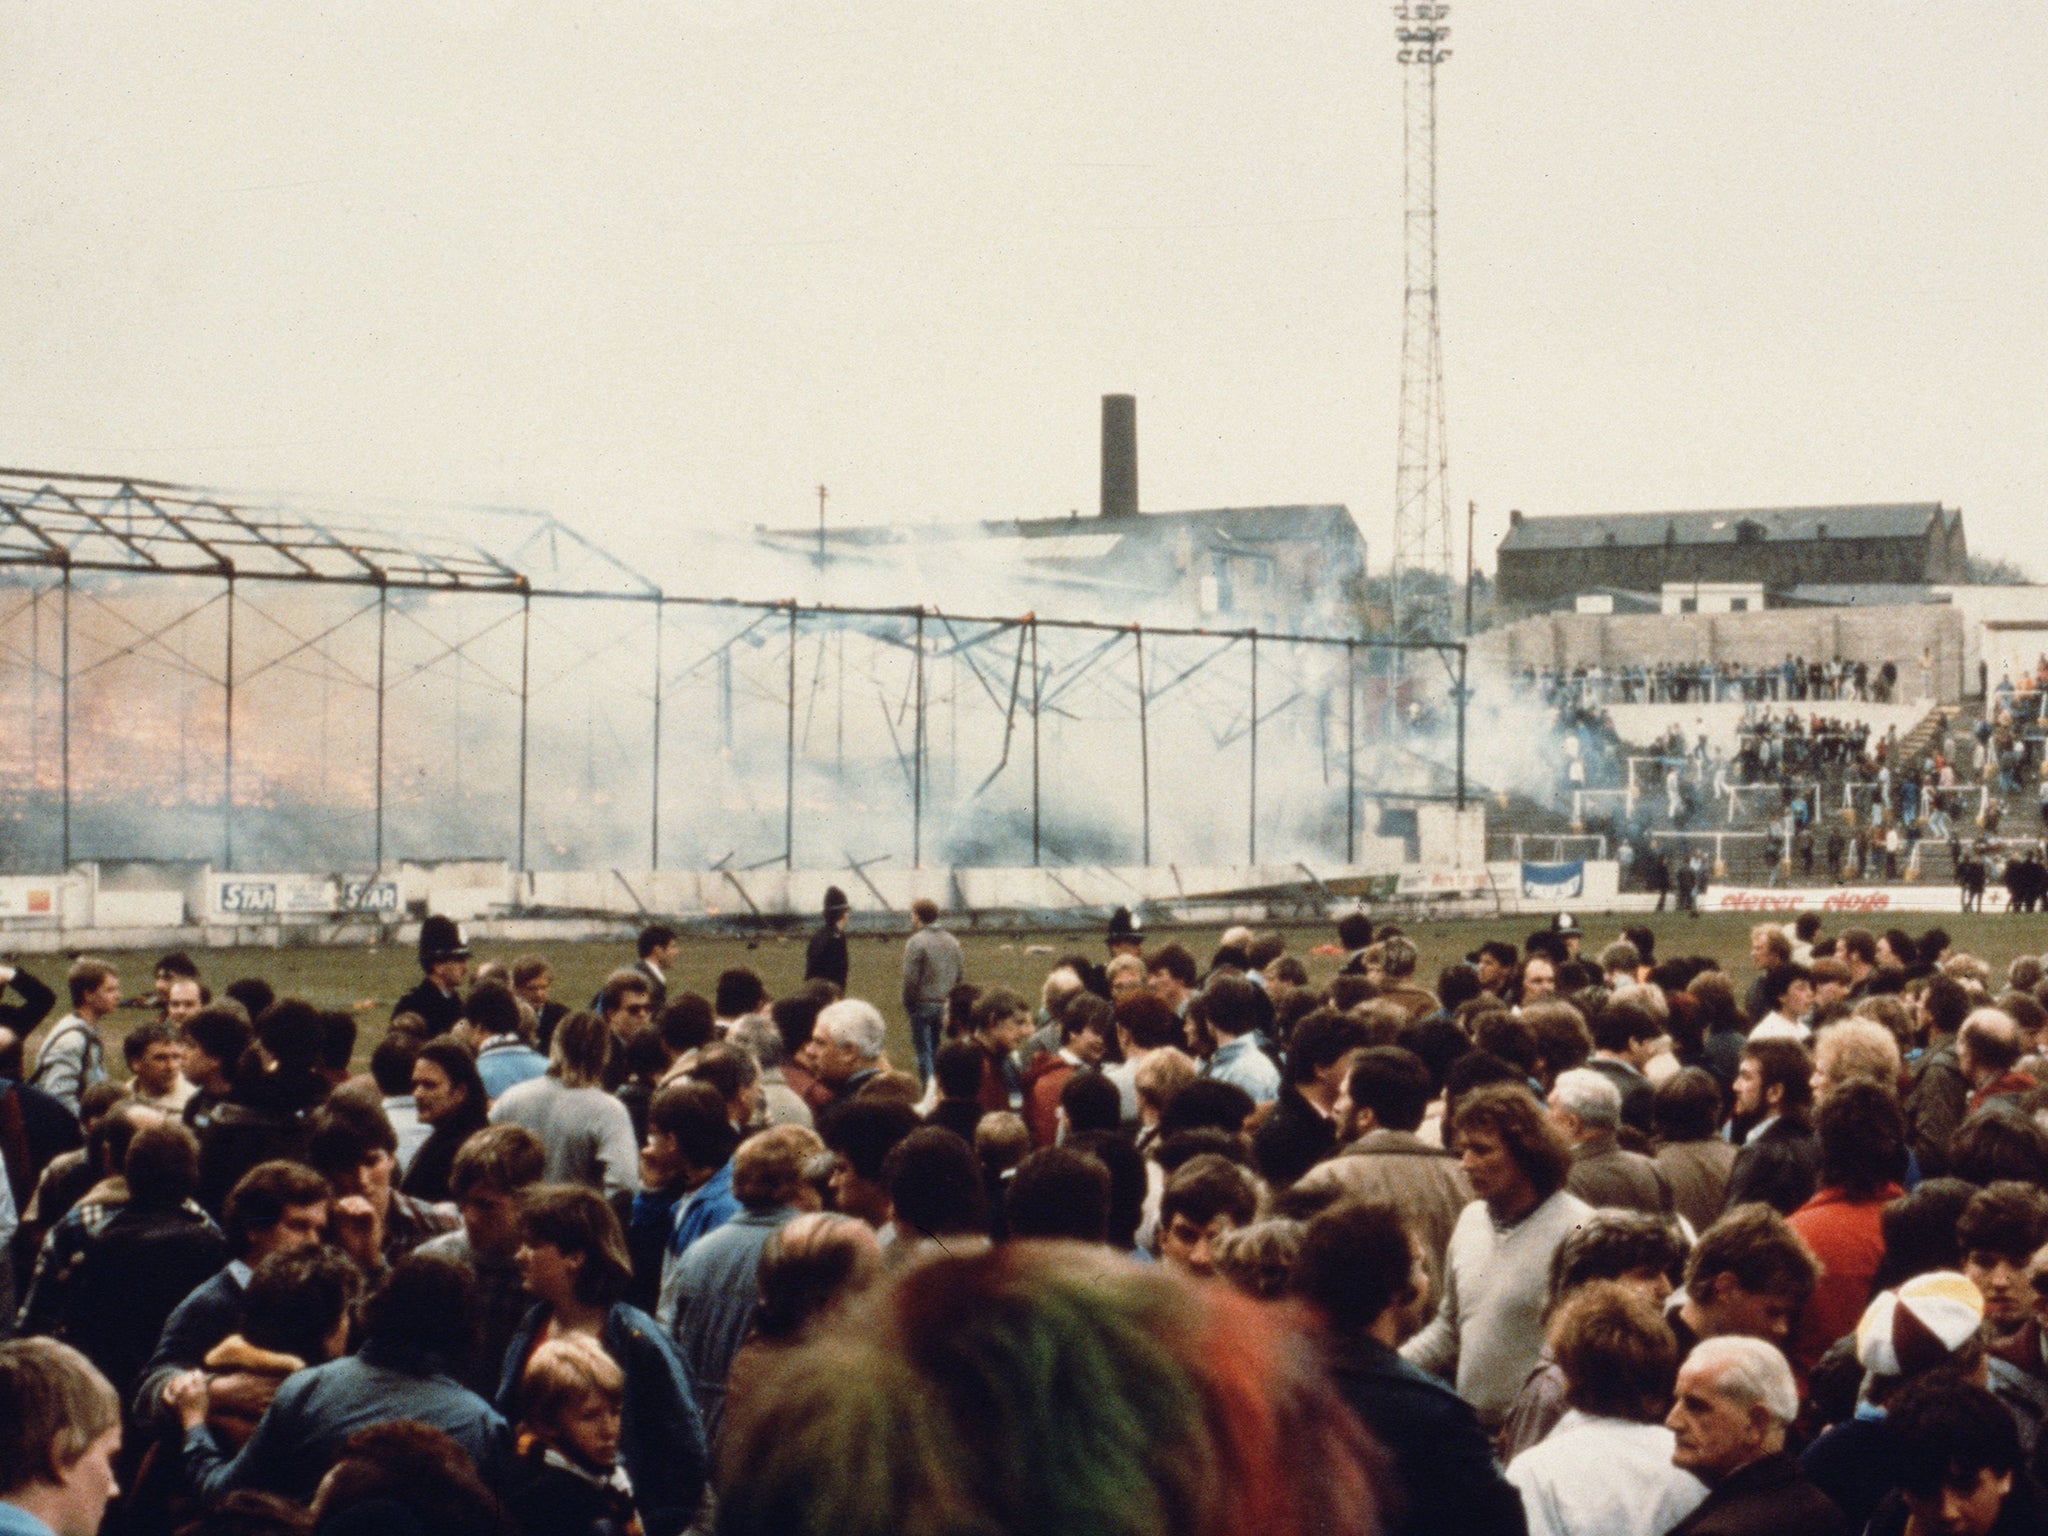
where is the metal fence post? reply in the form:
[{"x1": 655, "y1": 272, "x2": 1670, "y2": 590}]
[
  {"x1": 374, "y1": 583, "x2": 387, "y2": 870},
  {"x1": 1345, "y1": 640, "x2": 1357, "y2": 864},
  {"x1": 785, "y1": 604, "x2": 797, "y2": 870},
  {"x1": 28, "y1": 587, "x2": 38, "y2": 807},
  {"x1": 1030, "y1": 618, "x2": 1041, "y2": 866},
  {"x1": 223, "y1": 574, "x2": 236, "y2": 870},
  {"x1": 59, "y1": 564, "x2": 70, "y2": 867},
  {"x1": 516, "y1": 589, "x2": 531, "y2": 874},
  {"x1": 913, "y1": 610, "x2": 925, "y2": 869},
  {"x1": 1247, "y1": 630, "x2": 1259, "y2": 866},
  {"x1": 1134, "y1": 625, "x2": 1150, "y2": 865},
  {"x1": 651, "y1": 598, "x2": 664, "y2": 871},
  {"x1": 1455, "y1": 643, "x2": 1468, "y2": 813}
]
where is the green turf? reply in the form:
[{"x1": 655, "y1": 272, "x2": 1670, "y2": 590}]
[{"x1": 35, "y1": 908, "x2": 2048, "y2": 1077}]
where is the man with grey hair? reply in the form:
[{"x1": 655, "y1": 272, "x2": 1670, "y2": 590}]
[
  {"x1": 1549, "y1": 1067, "x2": 1673, "y2": 1216},
  {"x1": 1017, "y1": 965, "x2": 1088, "y2": 1073},
  {"x1": 1665, "y1": 1336, "x2": 1847, "y2": 1534},
  {"x1": 726, "y1": 1013, "x2": 813, "y2": 1130},
  {"x1": 1959, "y1": 1007, "x2": 2035, "y2": 1113},
  {"x1": 807, "y1": 999, "x2": 891, "y2": 1102}
]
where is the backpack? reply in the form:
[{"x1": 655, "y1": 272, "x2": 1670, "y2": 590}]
[{"x1": 28, "y1": 1017, "x2": 101, "y2": 1094}]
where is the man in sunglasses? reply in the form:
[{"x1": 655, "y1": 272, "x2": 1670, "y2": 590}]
[{"x1": 595, "y1": 970, "x2": 656, "y2": 1090}]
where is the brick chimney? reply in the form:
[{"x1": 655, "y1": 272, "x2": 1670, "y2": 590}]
[{"x1": 1100, "y1": 395, "x2": 1138, "y2": 519}]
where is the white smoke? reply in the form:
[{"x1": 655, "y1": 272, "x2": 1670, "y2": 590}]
[{"x1": 0, "y1": 505, "x2": 1540, "y2": 877}]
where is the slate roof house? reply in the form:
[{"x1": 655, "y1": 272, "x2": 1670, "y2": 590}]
[{"x1": 1495, "y1": 504, "x2": 1968, "y2": 611}]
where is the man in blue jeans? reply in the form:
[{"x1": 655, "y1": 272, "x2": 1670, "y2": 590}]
[{"x1": 901, "y1": 899, "x2": 963, "y2": 1086}]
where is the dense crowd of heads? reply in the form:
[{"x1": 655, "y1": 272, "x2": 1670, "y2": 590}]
[{"x1": 8, "y1": 903, "x2": 2048, "y2": 1534}]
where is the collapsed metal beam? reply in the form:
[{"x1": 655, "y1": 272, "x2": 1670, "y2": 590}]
[{"x1": 0, "y1": 471, "x2": 1471, "y2": 874}]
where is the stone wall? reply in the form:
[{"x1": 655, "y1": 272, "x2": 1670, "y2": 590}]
[{"x1": 1470, "y1": 604, "x2": 1968, "y2": 704}]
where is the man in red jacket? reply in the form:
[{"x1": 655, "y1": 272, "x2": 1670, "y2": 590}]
[
  {"x1": 968, "y1": 988, "x2": 1033, "y2": 1115},
  {"x1": 1784, "y1": 1081, "x2": 1909, "y2": 1378},
  {"x1": 1022, "y1": 996, "x2": 1110, "y2": 1147}
]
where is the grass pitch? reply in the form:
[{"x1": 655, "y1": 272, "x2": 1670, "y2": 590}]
[{"x1": 38, "y1": 908, "x2": 2048, "y2": 1076}]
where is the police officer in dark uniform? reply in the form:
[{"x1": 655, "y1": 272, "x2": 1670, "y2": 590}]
[
  {"x1": 805, "y1": 887, "x2": 851, "y2": 991},
  {"x1": 392, "y1": 916, "x2": 468, "y2": 1036}
]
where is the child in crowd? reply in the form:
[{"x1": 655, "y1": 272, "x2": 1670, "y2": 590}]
[{"x1": 505, "y1": 1335, "x2": 643, "y2": 1536}]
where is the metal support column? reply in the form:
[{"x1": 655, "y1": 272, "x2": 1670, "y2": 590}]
[
  {"x1": 1464, "y1": 500, "x2": 1477, "y2": 637},
  {"x1": 651, "y1": 600, "x2": 664, "y2": 870},
  {"x1": 1030, "y1": 619, "x2": 1041, "y2": 866},
  {"x1": 374, "y1": 584, "x2": 387, "y2": 870},
  {"x1": 1345, "y1": 640, "x2": 1357, "y2": 864},
  {"x1": 718, "y1": 650, "x2": 733, "y2": 749},
  {"x1": 785, "y1": 605, "x2": 797, "y2": 870},
  {"x1": 516, "y1": 590, "x2": 531, "y2": 874},
  {"x1": 1134, "y1": 626, "x2": 1151, "y2": 866},
  {"x1": 223, "y1": 574, "x2": 236, "y2": 870},
  {"x1": 28, "y1": 588, "x2": 38, "y2": 798},
  {"x1": 59, "y1": 565, "x2": 71, "y2": 868},
  {"x1": 1247, "y1": 630, "x2": 1259, "y2": 866},
  {"x1": 912, "y1": 610, "x2": 925, "y2": 869},
  {"x1": 1455, "y1": 643, "x2": 1468, "y2": 813}
]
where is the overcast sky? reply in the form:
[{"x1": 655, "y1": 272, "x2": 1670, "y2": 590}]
[{"x1": 4, "y1": 3, "x2": 2044, "y2": 593}]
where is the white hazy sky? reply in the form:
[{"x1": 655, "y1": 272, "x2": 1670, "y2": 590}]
[{"x1": 5, "y1": 2, "x2": 2045, "y2": 592}]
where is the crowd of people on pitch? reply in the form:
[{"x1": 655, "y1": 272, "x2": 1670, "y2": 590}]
[{"x1": 11, "y1": 901, "x2": 2048, "y2": 1534}]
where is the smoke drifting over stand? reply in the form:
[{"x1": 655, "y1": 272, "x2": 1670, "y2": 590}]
[{"x1": 0, "y1": 465, "x2": 1471, "y2": 879}]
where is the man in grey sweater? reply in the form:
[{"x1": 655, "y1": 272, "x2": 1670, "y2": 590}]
[
  {"x1": 1402, "y1": 1082, "x2": 1592, "y2": 1429},
  {"x1": 901, "y1": 899, "x2": 963, "y2": 1086},
  {"x1": 29, "y1": 959, "x2": 120, "y2": 1116}
]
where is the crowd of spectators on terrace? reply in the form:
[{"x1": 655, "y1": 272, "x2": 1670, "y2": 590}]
[
  {"x1": 12, "y1": 904, "x2": 2048, "y2": 1533},
  {"x1": 1520, "y1": 656, "x2": 1918, "y2": 709},
  {"x1": 1509, "y1": 656, "x2": 2048, "y2": 895},
  {"x1": 1992, "y1": 658, "x2": 2048, "y2": 731}
]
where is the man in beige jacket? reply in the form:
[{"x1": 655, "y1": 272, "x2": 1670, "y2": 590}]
[{"x1": 1292, "y1": 1045, "x2": 1470, "y2": 1300}]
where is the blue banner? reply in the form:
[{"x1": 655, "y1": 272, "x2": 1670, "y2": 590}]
[{"x1": 1521, "y1": 860, "x2": 1586, "y2": 900}]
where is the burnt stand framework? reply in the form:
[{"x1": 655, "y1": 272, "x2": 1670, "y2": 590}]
[{"x1": 0, "y1": 470, "x2": 1468, "y2": 878}]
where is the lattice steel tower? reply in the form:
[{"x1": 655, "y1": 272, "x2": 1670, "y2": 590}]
[{"x1": 1390, "y1": 4, "x2": 1454, "y2": 641}]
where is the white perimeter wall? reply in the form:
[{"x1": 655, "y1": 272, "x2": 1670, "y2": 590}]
[{"x1": 0, "y1": 804, "x2": 1491, "y2": 945}]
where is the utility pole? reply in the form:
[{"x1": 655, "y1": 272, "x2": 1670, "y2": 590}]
[
  {"x1": 1464, "y1": 498, "x2": 1476, "y2": 636},
  {"x1": 816, "y1": 485, "x2": 828, "y2": 568},
  {"x1": 1390, "y1": 3, "x2": 1455, "y2": 643}
]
